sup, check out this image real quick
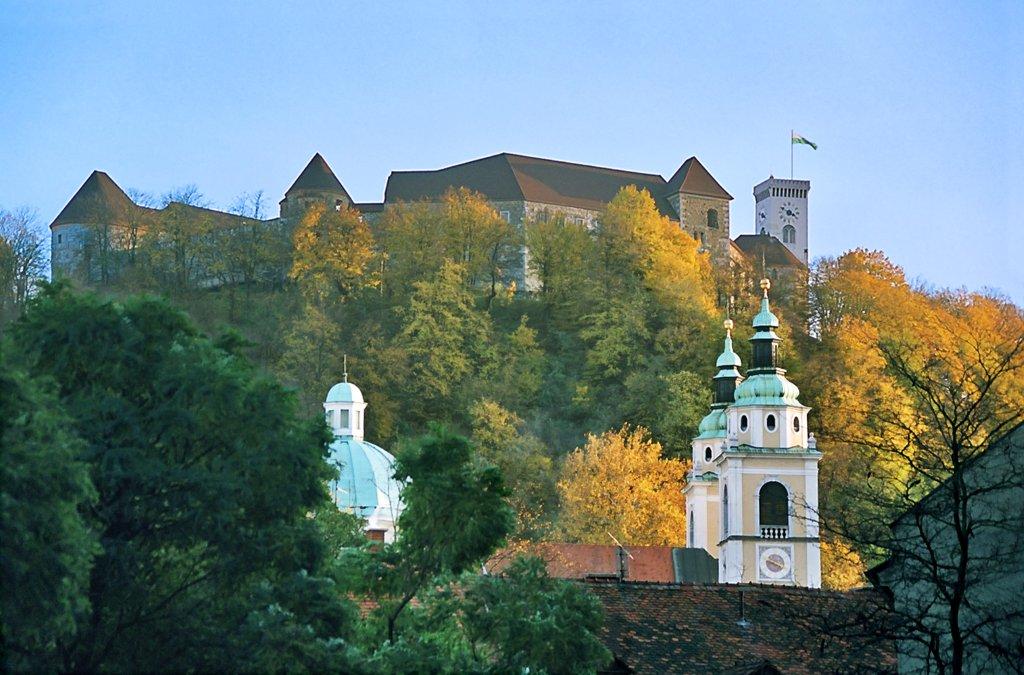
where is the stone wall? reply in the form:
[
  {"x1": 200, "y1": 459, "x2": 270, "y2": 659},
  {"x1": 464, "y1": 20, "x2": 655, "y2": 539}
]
[{"x1": 677, "y1": 194, "x2": 731, "y2": 262}]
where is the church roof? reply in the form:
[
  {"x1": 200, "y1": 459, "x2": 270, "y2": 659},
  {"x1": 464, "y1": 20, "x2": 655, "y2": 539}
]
[
  {"x1": 588, "y1": 582, "x2": 895, "y2": 674},
  {"x1": 384, "y1": 152, "x2": 687, "y2": 218},
  {"x1": 327, "y1": 437, "x2": 403, "y2": 521},
  {"x1": 732, "y1": 234, "x2": 804, "y2": 269},
  {"x1": 51, "y1": 170, "x2": 136, "y2": 227},
  {"x1": 286, "y1": 153, "x2": 352, "y2": 201},
  {"x1": 665, "y1": 156, "x2": 733, "y2": 200},
  {"x1": 326, "y1": 381, "x2": 364, "y2": 404}
]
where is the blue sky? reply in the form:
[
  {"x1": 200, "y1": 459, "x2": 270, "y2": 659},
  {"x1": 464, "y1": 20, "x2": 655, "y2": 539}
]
[{"x1": 2, "y1": 1, "x2": 1022, "y2": 302}]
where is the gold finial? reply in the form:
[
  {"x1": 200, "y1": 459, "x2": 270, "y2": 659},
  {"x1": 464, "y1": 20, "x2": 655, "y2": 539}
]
[
  {"x1": 759, "y1": 278, "x2": 771, "y2": 297},
  {"x1": 723, "y1": 318, "x2": 734, "y2": 336}
]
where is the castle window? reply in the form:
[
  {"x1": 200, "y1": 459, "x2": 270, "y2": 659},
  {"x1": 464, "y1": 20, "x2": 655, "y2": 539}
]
[
  {"x1": 793, "y1": 416, "x2": 801, "y2": 432},
  {"x1": 783, "y1": 225, "x2": 796, "y2": 243},
  {"x1": 766, "y1": 414, "x2": 777, "y2": 431},
  {"x1": 740, "y1": 415, "x2": 748, "y2": 432},
  {"x1": 707, "y1": 209, "x2": 719, "y2": 229},
  {"x1": 705, "y1": 446, "x2": 713, "y2": 462},
  {"x1": 759, "y1": 481, "x2": 789, "y2": 537},
  {"x1": 57, "y1": 234, "x2": 63, "y2": 244},
  {"x1": 500, "y1": 210, "x2": 511, "y2": 223},
  {"x1": 335, "y1": 199, "x2": 343, "y2": 211}
]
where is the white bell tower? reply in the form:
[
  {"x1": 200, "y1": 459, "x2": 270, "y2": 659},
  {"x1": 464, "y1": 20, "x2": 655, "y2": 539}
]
[{"x1": 753, "y1": 177, "x2": 810, "y2": 265}]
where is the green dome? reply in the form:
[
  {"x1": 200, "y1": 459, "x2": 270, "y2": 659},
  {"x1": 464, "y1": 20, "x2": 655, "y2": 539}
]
[
  {"x1": 752, "y1": 296, "x2": 779, "y2": 329},
  {"x1": 716, "y1": 334, "x2": 742, "y2": 369},
  {"x1": 695, "y1": 408, "x2": 727, "y2": 439},
  {"x1": 733, "y1": 373, "x2": 802, "y2": 406}
]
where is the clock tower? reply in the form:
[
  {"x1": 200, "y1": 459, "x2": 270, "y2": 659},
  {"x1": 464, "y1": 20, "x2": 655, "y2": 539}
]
[
  {"x1": 753, "y1": 177, "x2": 810, "y2": 265},
  {"x1": 714, "y1": 279, "x2": 822, "y2": 587}
]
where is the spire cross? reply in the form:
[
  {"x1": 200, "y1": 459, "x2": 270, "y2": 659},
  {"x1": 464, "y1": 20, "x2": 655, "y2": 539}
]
[
  {"x1": 760, "y1": 278, "x2": 771, "y2": 298},
  {"x1": 724, "y1": 318, "x2": 734, "y2": 338},
  {"x1": 343, "y1": 354, "x2": 348, "y2": 382}
]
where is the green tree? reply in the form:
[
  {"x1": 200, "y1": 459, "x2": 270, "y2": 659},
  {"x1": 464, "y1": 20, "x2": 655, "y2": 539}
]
[
  {"x1": 344, "y1": 426, "x2": 514, "y2": 645},
  {"x1": 0, "y1": 347, "x2": 98, "y2": 671},
  {"x1": 457, "y1": 556, "x2": 610, "y2": 673},
  {"x1": 9, "y1": 283, "x2": 347, "y2": 671},
  {"x1": 470, "y1": 399, "x2": 555, "y2": 537},
  {"x1": 397, "y1": 261, "x2": 493, "y2": 424}
]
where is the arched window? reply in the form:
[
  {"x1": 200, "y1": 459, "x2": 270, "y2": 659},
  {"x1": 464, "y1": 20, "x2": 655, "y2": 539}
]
[
  {"x1": 722, "y1": 484, "x2": 730, "y2": 536},
  {"x1": 783, "y1": 225, "x2": 796, "y2": 243},
  {"x1": 707, "y1": 209, "x2": 719, "y2": 229},
  {"x1": 704, "y1": 446, "x2": 713, "y2": 462},
  {"x1": 740, "y1": 415, "x2": 748, "y2": 432},
  {"x1": 793, "y1": 416, "x2": 801, "y2": 432},
  {"x1": 759, "y1": 481, "x2": 788, "y2": 537},
  {"x1": 766, "y1": 414, "x2": 777, "y2": 431}
]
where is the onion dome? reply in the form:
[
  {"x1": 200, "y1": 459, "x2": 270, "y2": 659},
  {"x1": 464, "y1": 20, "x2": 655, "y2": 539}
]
[
  {"x1": 734, "y1": 279, "x2": 803, "y2": 407},
  {"x1": 696, "y1": 320, "x2": 744, "y2": 440}
]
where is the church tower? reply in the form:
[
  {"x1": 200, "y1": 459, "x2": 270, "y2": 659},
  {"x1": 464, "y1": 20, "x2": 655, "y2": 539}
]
[
  {"x1": 752, "y1": 177, "x2": 810, "y2": 265},
  {"x1": 684, "y1": 319, "x2": 743, "y2": 555},
  {"x1": 715, "y1": 279, "x2": 821, "y2": 587}
]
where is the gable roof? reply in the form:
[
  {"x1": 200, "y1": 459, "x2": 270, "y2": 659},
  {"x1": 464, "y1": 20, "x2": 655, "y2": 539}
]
[
  {"x1": 51, "y1": 171, "x2": 136, "y2": 227},
  {"x1": 286, "y1": 153, "x2": 351, "y2": 201},
  {"x1": 665, "y1": 157, "x2": 733, "y2": 200},
  {"x1": 732, "y1": 234, "x2": 805, "y2": 269},
  {"x1": 588, "y1": 582, "x2": 895, "y2": 674},
  {"x1": 384, "y1": 153, "x2": 682, "y2": 218}
]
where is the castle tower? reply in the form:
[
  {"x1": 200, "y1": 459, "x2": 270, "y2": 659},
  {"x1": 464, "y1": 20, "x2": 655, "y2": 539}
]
[
  {"x1": 664, "y1": 156, "x2": 733, "y2": 261},
  {"x1": 752, "y1": 176, "x2": 810, "y2": 265},
  {"x1": 684, "y1": 319, "x2": 743, "y2": 555},
  {"x1": 716, "y1": 279, "x2": 821, "y2": 587},
  {"x1": 279, "y1": 153, "x2": 352, "y2": 220},
  {"x1": 49, "y1": 170, "x2": 136, "y2": 278}
]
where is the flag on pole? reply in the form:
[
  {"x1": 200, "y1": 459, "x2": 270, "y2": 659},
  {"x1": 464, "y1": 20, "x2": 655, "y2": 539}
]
[{"x1": 792, "y1": 133, "x2": 818, "y2": 150}]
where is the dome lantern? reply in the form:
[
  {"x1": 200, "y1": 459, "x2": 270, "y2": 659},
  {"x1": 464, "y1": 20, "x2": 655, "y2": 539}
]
[{"x1": 324, "y1": 356, "x2": 367, "y2": 441}]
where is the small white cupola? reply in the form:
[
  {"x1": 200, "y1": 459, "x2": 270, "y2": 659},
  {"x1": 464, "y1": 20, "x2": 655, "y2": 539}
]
[{"x1": 323, "y1": 357, "x2": 367, "y2": 441}]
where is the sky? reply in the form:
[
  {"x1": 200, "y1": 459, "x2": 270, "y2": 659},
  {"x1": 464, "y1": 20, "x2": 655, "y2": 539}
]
[{"x1": 2, "y1": 1, "x2": 1022, "y2": 302}]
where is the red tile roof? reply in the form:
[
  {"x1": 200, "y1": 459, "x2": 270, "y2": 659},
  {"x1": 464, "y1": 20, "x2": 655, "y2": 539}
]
[
  {"x1": 490, "y1": 543, "x2": 679, "y2": 582},
  {"x1": 384, "y1": 153, "x2": 730, "y2": 218},
  {"x1": 588, "y1": 582, "x2": 895, "y2": 674}
]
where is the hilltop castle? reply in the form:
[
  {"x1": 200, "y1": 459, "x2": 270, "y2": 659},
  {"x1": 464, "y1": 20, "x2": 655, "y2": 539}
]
[{"x1": 50, "y1": 152, "x2": 810, "y2": 286}]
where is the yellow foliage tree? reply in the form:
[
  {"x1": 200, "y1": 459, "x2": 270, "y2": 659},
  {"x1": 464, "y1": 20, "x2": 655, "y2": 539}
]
[
  {"x1": 598, "y1": 185, "x2": 716, "y2": 317},
  {"x1": 556, "y1": 425, "x2": 687, "y2": 546},
  {"x1": 289, "y1": 202, "x2": 377, "y2": 302},
  {"x1": 820, "y1": 536, "x2": 866, "y2": 590}
]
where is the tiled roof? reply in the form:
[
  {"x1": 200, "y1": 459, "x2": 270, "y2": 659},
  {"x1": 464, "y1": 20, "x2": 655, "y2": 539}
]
[
  {"x1": 665, "y1": 157, "x2": 733, "y2": 200},
  {"x1": 51, "y1": 171, "x2": 136, "y2": 227},
  {"x1": 489, "y1": 543, "x2": 678, "y2": 583},
  {"x1": 285, "y1": 153, "x2": 352, "y2": 202},
  {"x1": 588, "y1": 582, "x2": 896, "y2": 674},
  {"x1": 384, "y1": 152, "x2": 708, "y2": 219},
  {"x1": 732, "y1": 234, "x2": 805, "y2": 269}
]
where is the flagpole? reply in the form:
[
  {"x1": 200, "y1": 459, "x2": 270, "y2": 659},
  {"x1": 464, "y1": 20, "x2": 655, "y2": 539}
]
[{"x1": 790, "y1": 129, "x2": 794, "y2": 179}]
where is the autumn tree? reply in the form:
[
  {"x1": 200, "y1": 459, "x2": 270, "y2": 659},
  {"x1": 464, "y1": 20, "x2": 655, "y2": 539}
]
[
  {"x1": 290, "y1": 201, "x2": 377, "y2": 303},
  {"x1": 805, "y1": 251, "x2": 1024, "y2": 671},
  {"x1": 137, "y1": 185, "x2": 215, "y2": 293},
  {"x1": 557, "y1": 425, "x2": 687, "y2": 546},
  {"x1": 524, "y1": 211, "x2": 595, "y2": 304}
]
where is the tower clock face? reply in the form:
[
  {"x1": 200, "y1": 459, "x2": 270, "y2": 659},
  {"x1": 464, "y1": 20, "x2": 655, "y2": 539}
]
[
  {"x1": 778, "y1": 201, "x2": 799, "y2": 225},
  {"x1": 758, "y1": 546, "x2": 793, "y2": 581}
]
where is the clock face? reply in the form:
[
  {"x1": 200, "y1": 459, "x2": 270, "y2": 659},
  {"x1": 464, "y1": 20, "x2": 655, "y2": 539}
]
[
  {"x1": 758, "y1": 546, "x2": 793, "y2": 581},
  {"x1": 778, "y1": 201, "x2": 799, "y2": 225}
]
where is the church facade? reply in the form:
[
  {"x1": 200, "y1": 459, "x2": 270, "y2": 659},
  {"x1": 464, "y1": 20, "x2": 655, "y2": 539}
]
[{"x1": 49, "y1": 151, "x2": 808, "y2": 287}]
